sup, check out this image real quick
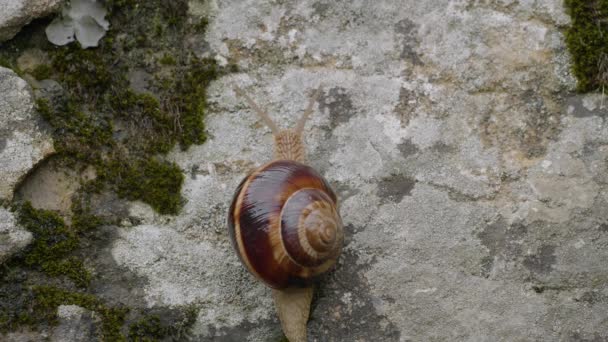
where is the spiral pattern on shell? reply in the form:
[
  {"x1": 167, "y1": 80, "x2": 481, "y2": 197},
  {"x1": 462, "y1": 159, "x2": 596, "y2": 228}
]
[{"x1": 227, "y1": 160, "x2": 344, "y2": 289}]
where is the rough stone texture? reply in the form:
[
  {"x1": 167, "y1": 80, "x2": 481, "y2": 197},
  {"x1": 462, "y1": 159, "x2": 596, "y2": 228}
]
[
  {"x1": 50, "y1": 305, "x2": 99, "y2": 342},
  {"x1": 0, "y1": 0, "x2": 63, "y2": 42},
  {"x1": 0, "y1": 66, "x2": 54, "y2": 201},
  {"x1": 107, "y1": 0, "x2": 608, "y2": 341},
  {"x1": 2, "y1": 329, "x2": 48, "y2": 342},
  {"x1": 15, "y1": 159, "x2": 95, "y2": 217},
  {"x1": 0, "y1": 0, "x2": 605, "y2": 341},
  {"x1": 0, "y1": 207, "x2": 32, "y2": 264}
]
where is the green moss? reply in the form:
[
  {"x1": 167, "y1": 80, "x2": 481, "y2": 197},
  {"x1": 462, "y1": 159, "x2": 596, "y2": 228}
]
[
  {"x1": 31, "y1": 64, "x2": 52, "y2": 80},
  {"x1": 107, "y1": 0, "x2": 138, "y2": 13},
  {"x1": 0, "y1": 0, "x2": 229, "y2": 339},
  {"x1": 194, "y1": 17, "x2": 209, "y2": 33},
  {"x1": 71, "y1": 201, "x2": 106, "y2": 232},
  {"x1": 28, "y1": 3, "x2": 225, "y2": 213},
  {"x1": 564, "y1": 0, "x2": 608, "y2": 92},
  {"x1": 18, "y1": 203, "x2": 91, "y2": 288},
  {"x1": 32, "y1": 286, "x2": 129, "y2": 341},
  {"x1": 160, "y1": 0, "x2": 188, "y2": 27},
  {"x1": 127, "y1": 307, "x2": 197, "y2": 342},
  {"x1": 157, "y1": 56, "x2": 218, "y2": 149},
  {"x1": 108, "y1": 90, "x2": 174, "y2": 154},
  {"x1": 0, "y1": 56, "x2": 11, "y2": 68},
  {"x1": 159, "y1": 54, "x2": 176, "y2": 65},
  {"x1": 52, "y1": 46, "x2": 116, "y2": 92},
  {"x1": 101, "y1": 158, "x2": 184, "y2": 215},
  {"x1": 41, "y1": 258, "x2": 92, "y2": 288},
  {"x1": 0, "y1": 56, "x2": 22, "y2": 75},
  {"x1": 35, "y1": 98, "x2": 114, "y2": 162},
  {"x1": 128, "y1": 315, "x2": 165, "y2": 341}
]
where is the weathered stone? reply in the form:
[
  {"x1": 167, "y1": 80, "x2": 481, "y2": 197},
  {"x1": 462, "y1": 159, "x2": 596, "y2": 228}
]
[
  {"x1": 50, "y1": 305, "x2": 99, "y2": 342},
  {"x1": 106, "y1": 0, "x2": 601, "y2": 340},
  {"x1": 0, "y1": 66, "x2": 54, "y2": 201},
  {"x1": 15, "y1": 159, "x2": 95, "y2": 218},
  {"x1": 0, "y1": 207, "x2": 32, "y2": 264},
  {"x1": 0, "y1": 0, "x2": 63, "y2": 42},
  {"x1": 0, "y1": 0, "x2": 603, "y2": 341},
  {"x1": 1, "y1": 329, "x2": 49, "y2": 342},
  {"x1": 16, "y1": 48, "x2": 48, "y2": 73}
]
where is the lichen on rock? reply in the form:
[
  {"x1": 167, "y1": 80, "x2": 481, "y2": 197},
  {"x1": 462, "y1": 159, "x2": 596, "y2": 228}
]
[{"x1": 45, "y1": 0, "x2": 110, "y2": 48}]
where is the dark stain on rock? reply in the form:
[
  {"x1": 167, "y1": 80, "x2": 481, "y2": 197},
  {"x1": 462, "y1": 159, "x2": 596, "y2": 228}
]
[
  {"x1": 319, "y1": 87, "x2": 356, "y2": 132},
  {"x1": 567, "y1": 96, "x2": 608, "y2": 118},
  {"x1": 599, "y1": 223, "x2": 608, "y2": 232},
  {"x1": 568, "y1": 332, "x2": 606, "y2": 342},
  {"x1": 377, "y1": 174, "x2": 416, "y2": 202},
  {"x1": 312, "y1": 2, "x2": 331, "y2": 17},
  {"x1": 477, "y1": 218, "x2": 507, "y2": 256},
  {"x1": 582, "y1": 141, "x2": 604, "y2": 157},
  {"x1": 397, "y1": 139, "x2": 420, "y2": 158},
  {"x1": 88, "y1": 192, "x2": 131, "y2": 225},
  {"x1": 0, "y1": 266, "x2": 38, "y2": 332},
  {"x1": 523, "y1": 245, "x2": 556, "y2": 275},
  {"x1": 0, "y1": 136, "x2": 6, "y2": 153},
  {"x1": 477, "y1": 219, "x2": 526, "y2": 258},
  {"x1": 200, "y1": 319, "x2": 282, "y2": 341},
  {"x1": 575, "y1": 290, "x2": 608, "y2": 305},
  {"x1": 83, "y1": 226, "x2": 150, "y2": 309},
  {"x1": 394, "y1": 87, "x2": 417, "y2": 127},
  {"x1": 476, "y1": 218, "x2": 527, "y2": 276},
  {"x1": 333, "y1": 181, "x2": 359, "y2": 203},
  {"x1": 394, "y1": 19, "x2": 423, "y2": 66},
  {"x1": 479, "y1": 255, "x2": 494, "y2": 278},
  {"x1": 309, "y1": 249, "x2": 401, "y2": 342},
  {"x1": 429, "y1": 141, "x2": 457, "y2": 154}
]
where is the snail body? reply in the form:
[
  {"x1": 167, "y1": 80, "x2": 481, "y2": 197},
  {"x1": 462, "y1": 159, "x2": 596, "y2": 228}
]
[{"x1": 228, "y1": 85, "x2": 343, "y2": 342}]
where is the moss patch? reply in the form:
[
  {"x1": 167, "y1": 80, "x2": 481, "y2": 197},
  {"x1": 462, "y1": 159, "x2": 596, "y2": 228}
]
[
  {"x1": 18, "y1": 203, "x2": 91, "y2": 288},
  {"x1": 101, "y1": 158, "x2": 184, "y2": 214},
  {"x1": 31, "y1": 286, "x2": 129, "y2": 341},
  {"x1": 0, "y1": 283, "x2": 128, "y2": 340},
  {"x1": 564, "y1": 0, "x2": 608, "y2": 92},
  {"x1": 0, "y1": 0, "x2": 225, "y2": 339},
  {"x1": 31, "y1": 64, "x2": 52, "y2": 80},
  {"x1": 127, "y1": 308, "x2": 197, "y2": 342},
  {"x1": 0, "y1": 0, "x2": 229, "y2": 215}
]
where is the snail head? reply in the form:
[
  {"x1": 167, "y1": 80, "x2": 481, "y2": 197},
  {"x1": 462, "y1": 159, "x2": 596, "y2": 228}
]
[{"x1": 233, "y1": 84, "x2": 323, "y2": 162}]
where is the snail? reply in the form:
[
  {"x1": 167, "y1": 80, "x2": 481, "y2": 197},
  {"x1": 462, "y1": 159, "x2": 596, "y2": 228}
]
[{"x1": 228, "y1": 85, "x2": 344, "y2": 342}]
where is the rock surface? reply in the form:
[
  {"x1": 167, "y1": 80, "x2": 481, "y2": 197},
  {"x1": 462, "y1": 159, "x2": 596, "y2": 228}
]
[
  {"x1": 0, "y1": 66, "x2": 54, "y2": 201},
  {"x1": 0, "y1": 207, "x2": 32, "y2": 264},
  {"x1": 0, "y1": 0, "x2": 63, "y2": 42},
  {"x1": 1, "y1": 0, "x2": 607, "y2": 341},
  {"x1": 108, "y1": 0, "x2": 608, "y2": 341},
  {"x1": 15, "y1": 159, "x2": 94, "y2": 217},
  {"x1": 50, "y1": 305, "x2": 98, "y2": 342}
]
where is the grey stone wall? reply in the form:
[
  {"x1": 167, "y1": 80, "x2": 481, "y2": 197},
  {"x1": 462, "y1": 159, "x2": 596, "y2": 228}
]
[{"x1": 1, "y1": 0, "x2": 607, "y2": 341}]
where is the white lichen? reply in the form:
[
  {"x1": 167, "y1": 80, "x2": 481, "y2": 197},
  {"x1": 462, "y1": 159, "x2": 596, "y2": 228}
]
[{"x1": 45, "y1": 0, "x2": 109, "y2": 48}]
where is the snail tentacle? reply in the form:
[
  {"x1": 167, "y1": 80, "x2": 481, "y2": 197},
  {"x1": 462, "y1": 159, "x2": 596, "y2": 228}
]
[{"x1": 233, "y1": 85, "x2": 280, "y2": 134}]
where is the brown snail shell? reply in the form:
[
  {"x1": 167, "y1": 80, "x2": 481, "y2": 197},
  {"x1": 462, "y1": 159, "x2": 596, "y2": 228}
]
[{"x1": 227, "y1": 159, "x2": 344, "y2": 289}]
